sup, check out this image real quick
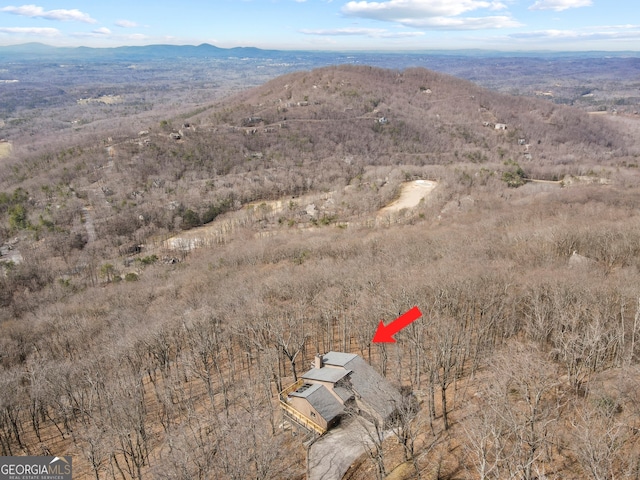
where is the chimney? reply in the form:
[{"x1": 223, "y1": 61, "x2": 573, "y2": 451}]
[{"x1": 314, "y1": 353, "x2": 324, "y2": 369}]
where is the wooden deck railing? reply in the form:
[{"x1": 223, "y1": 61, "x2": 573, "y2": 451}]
[
  {"x1": 279, "y1": 380, "x2": 326, "y2": 436},
  {"x1": 279, "y1": 379, "x2": 304, "y2": 400},
  {"x1": 280, "y1": 400, "x2": 326, "y2": 435}
]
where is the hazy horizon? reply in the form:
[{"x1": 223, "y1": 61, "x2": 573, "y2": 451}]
[{"x1": 1, "y1": 40, "x2": 639, "y2": 56}]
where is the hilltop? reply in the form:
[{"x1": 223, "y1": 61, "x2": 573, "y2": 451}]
[
  {"x1": 1, "y1": 64, "x2": 640, "y2": 479},
  {"x1": 2, "y1": 65, "x2": 635, "y2": 282},
  {"x1": 213, "y1": 64, "x2": 628, "y2": 167},
  {"x1": 2, "y1": 45, "x2": 638, "y2": 163},
  {"x1": 1, "y1": 63, "x2": 638, "y2": 316}
]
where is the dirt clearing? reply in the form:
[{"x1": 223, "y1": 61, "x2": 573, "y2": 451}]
[
  {"x1": 378, "y1": 179, "x2": 437, "y2": 215},
  {"x1": 77, "y1": 95, "x2": 124, "y2": 105},
  {"x1": 0, "y1": 141, "x2": 12, "y2": 158},
  {"x1": 162, "y1": 180, "x2": 438, "y2": 251}
]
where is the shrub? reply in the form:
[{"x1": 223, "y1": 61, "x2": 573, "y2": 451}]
[
  {"x1": 140, "y1": 254, "x2": 158, "y2": 265},
  {"x1": 502, "y1": 160, "x2": 527, "y2": 188},
  {"x1": 181, "y1": 209, "x2": 201, "y2": 229},
  {"x1": 9, "y1": 204, "x2": 29, "y2": 230}
]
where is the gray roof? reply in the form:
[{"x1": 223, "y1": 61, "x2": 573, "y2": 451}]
[
  {"x1": 343, "y1": 356, "x2": 402, "y2": 420},
  {"x1": 334, "y1": 386, "x2": 354, "y2": 403},
  {"x1": 322, "y1": 351, "x2": 358, "y2": 367},
  {"x1": 300, "y1": 352, "x2": 402, "y2": 423},
  {"x1": 290, "y1": 382, "x2": 323, "y2": 399},
  {"x1": 303, "y1": 367, "x2": 351, "y2": 383},
  {"x1": 291, "y1": 383, "x2": 344, "y2": 422}
]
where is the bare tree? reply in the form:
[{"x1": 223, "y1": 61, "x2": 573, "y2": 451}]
[
  {"x1": 183, "y1": 314, "x2": 231, "y2": 413},
  {"x1": 154, "y1": 408, "x2": 220, "y2": 480},
  {"x1": 489, "y1": 343, "x2": 561, "y2": 480},
  {"x1": 350, "y1": 414, "x2": 388, "y2": 480},
  {"x1": 76, "y1": 423, "x2": 113, "y2": 480},
  {"x1": 462, "y1": 382, "x2": 515, "y2": 480},
  {"x1": 570, "y1": 397, "x2": 627, "y2": 480},
  {"x1": 267, "y1": 312, "x2": 310, "y2": 382}
]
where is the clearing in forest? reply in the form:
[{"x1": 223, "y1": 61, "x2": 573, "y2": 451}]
[
  {"x1": 162, "y1": 180, "x2": 438, "y2": 251},
  {"x1": 0, "y1": 141, "x2": 12, "y2": 158},
  {"x1": 378, "y1": 179, "x2": 437, "y2": 215}
]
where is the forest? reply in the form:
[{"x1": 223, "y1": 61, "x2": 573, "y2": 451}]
[{"x1": 1, "y1": 62, "x2": 640, "y2": 479}]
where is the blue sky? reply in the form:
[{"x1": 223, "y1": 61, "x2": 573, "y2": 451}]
[{"x1": 0, "y1": 0, "x2": 638, "y2": 51}]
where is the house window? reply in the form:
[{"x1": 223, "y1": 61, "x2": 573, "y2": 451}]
[{"x1": 310, "y1": 412, "x2": 316, "y2": 418}]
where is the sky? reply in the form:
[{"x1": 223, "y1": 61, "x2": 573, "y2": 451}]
[{"x1": 0, "y1": 0, "x2": 638, "y2": 51}]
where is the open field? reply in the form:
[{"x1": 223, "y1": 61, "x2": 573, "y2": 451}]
[{"x1": 77, "y1": 95, "x2": 124, "y2": 105}]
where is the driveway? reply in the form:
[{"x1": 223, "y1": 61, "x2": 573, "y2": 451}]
[{"x1": 308, "y1": 418, "x2": 392, "y2": 480}]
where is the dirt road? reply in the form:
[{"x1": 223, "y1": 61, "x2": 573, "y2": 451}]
[{"x1": 163, "y1": 179, "x2": 438, "y2": 251}]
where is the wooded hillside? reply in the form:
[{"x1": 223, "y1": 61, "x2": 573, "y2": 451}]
[{"x1": 1, "y1": 65, "x2": 640, "y2": 479}]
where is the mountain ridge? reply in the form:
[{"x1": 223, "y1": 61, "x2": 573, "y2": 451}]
[
  {"x1": 0, "y1": 42, "x2": 282, "y2": 61},
  {"x1": 1, "y1": 42, "x2": 638, "y2": 62}
]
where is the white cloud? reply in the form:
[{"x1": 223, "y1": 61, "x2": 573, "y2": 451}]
[
  {"x1": 1, "y1": 4, "x2": 97, "y2": 23},
  {"x1": 528, "y1": 0, "x2": 592, "y2": 11},
  {"x1": 380, "y1": 30, "x2": 425, "y2": 37},
  {"x1": 115, "y1": 19, "x2": 138, "y2": 28},
  {"x1": 70, "y1": 30, "x2": 150, "y2": 42},
  {"x1": 300, "y1": 27, "x2": 424, "y2": 37},
  {"x1": 301, "y1": 27, "x2": 387, "y2": 35},
  {"x1": 400, "y1": 15, "x2": 521, "y2": 29},
  {"x1": 0, "y1": 26, "x2": 60, "y2": 36},
  {"x1": 341, "y1": 0, "x2": 518, "y2": 30},
  {"x1": 343, "y1": 0, "x2": 507, "y2": 20},
  {"x1": 509, "y1": 25, "x2": 640, "y2": 42}
]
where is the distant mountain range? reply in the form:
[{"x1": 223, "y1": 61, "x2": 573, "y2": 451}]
[
  {"x1": 0, "y1": 42, "x2": 285, "y2": 61},
  {"x1": 1, "y1": 42, "x2": 638, "y2": 63}
]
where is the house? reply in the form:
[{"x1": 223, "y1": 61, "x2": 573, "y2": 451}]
[
  {"x1": 279, "y1": 352, "x2": 402, "y2": 435},
  {"x1": 243, "y1": 116, "x2": 263, "y2": 127},
  {"x1": 286, "y1": 383, "x2": 343, "y2": 432},
  {"x1": 569, "y1": 250, "x2": 595, "y2": 268}
]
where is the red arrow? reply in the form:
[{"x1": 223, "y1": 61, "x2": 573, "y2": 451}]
[{"x1": 372, "y1": 306, "x2": 422, "y2": 343}]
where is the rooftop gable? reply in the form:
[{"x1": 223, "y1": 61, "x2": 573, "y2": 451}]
[
  {"x1": 322, "y1": 351, "x2": 358, "y2": 367},
  {"x1": 290, "y1": 383, "x2": 344, "y2": 422},
  {"x1": 307, "y1": 386, "x2": 344, "y2": 422},
  {"x1": 303, "y1": 366, "x2": 351, "y2": 383},
  {"x1": 289, "y1": 382, "x2": 323, "y2": 399}
]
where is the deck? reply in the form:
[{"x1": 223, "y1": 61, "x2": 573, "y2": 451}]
[{"x1": 279, "y1": 380, "x2": 327, "y2": 436}]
